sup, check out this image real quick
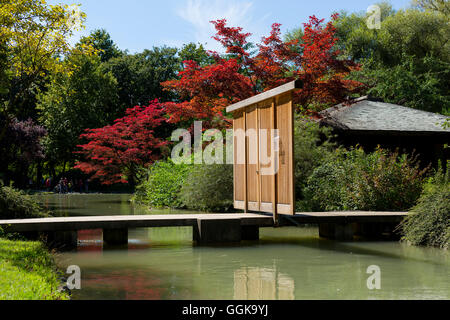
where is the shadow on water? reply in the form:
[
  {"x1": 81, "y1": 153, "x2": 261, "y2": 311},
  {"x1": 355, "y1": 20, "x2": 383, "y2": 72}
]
[
  {"x1": 42, "y1": 205, "x2": 86, "y2": 211},
  {"x1": 256, "y1": 230, "x2": 448, "y2": 267},
  {"x1": 90, "y1": 200, "x2": 132, "y2": 205}
]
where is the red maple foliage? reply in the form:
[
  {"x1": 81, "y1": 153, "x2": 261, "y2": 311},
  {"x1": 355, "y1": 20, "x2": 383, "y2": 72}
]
[
  {"x1": 75, "y1": 16, "x2": 363, "y2": 185},
  {"x1": 296, "y1": 14, "x2": 362, "y2": 114},
  {"x1": 162, "y1": 15, "x2": 363, "y2": 126},
  {"x1": 74, "y1": 100, "x2": 167, "y2": 185}
]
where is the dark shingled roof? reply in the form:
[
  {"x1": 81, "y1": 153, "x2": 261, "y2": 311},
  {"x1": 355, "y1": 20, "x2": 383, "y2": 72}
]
[{"x1": 319, "y1": 97, "x2": 450, "y2": 133}]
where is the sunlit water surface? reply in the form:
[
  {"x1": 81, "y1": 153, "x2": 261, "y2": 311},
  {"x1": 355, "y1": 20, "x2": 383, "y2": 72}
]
[{"x1": 35, "y1": 194, "x2": 449, "y2": 300}]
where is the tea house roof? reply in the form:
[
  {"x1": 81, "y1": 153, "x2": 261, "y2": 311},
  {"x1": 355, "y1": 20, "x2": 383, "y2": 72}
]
[{"x1": 319, "y1": 97, "x2": 450, "y2": 134}]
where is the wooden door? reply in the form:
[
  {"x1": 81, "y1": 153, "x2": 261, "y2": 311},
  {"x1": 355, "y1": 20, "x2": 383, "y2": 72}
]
[{"x1": 233, "y1": 92, "x2": 295, "y2": 217}]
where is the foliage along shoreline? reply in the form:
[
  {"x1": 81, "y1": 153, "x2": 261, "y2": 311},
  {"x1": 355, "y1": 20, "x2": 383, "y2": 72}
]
[
  {"x1": 0, "y1": 236, "x2": 70, "y2": 300},
  {"x1": 0, "y1": 185, "x2": 70, "y2": 300}
]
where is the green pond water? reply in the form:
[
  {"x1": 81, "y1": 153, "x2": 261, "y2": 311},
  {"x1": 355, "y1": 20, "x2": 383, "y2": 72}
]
[{"x1": 35, "y1": 194, "x2": 449, "y2": 300}]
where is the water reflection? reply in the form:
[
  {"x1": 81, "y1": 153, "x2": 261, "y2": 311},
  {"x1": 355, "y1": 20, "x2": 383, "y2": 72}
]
[
  {"x1": 234, "y1": 267, "x2": 294, "y2": 300},
  {"x1": 35, "y1": 193, "x2": 200, "y2": 217},
  {"x1": 35, "y1": 194, "x2": 449, "y2": 300}
]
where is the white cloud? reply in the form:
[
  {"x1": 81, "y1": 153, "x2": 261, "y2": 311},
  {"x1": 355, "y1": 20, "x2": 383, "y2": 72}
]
[{"x1": 177, "y1": 0, "x2": 269, "y2": 52}]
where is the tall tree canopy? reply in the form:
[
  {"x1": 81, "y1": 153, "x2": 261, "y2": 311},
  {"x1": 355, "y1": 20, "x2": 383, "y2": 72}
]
[
  {"x1": 331, "y1": 2, "x2": 450, "y2": 114},
  {"x1": 162, "y1": 15, "x2": 362, "y2": 127},
  {"x1": 0, "y1": 0, "x2": 87, "y2": 138},
  {"x1": 78, "y1": 29, "x2": 122, "y2": 62},
  {"x1": 102, "y1": 46, "x2": 181, "y2": 109},
  {"x1": 37, "y1": 53, "x2": 119, "y2": 174},
  {"x1": 413, "y1": 0, "x2": 450, "y2": 17}
]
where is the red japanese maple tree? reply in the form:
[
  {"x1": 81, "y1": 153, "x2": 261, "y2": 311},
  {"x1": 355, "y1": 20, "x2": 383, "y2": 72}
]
[
  {"x1": 162, "y1": 15, "x2": 363, "y2": 126},
  {"x1": 74, "y1": 100, "x2": 168, "y2": 185}
]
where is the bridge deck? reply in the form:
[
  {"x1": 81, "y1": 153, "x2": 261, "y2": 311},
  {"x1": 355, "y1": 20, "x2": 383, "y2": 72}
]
[
  {"x1": 288, "y1": 211, "x2": 407, "y2": 224},
  {"x1": 0, "y1": 212, "x2": 408, "y2": 233}
]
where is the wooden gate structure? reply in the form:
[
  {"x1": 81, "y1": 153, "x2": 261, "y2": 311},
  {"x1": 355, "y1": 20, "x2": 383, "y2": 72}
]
[{"x1": 226, "y1": 80, "x2": 302, "y2": 222}]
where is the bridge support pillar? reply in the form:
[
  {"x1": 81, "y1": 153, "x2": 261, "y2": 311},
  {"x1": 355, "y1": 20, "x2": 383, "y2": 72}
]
[
  {"x1": 103, "y1": 228, "x2": 128, "y2": 246},
  {"x1": 241, "y1": 225, "x2": 259, "y2": 241},
  {"x1": 319, "y1": 223, "x2": 354, "y2": 241},
  {"x1": 355, "y1": 222, "x2": 400, "y2": 240},
  {"x1": 194, "y1": 219, "x2": 242, "y2": 244},
  {"x1": 44, "y1": 231, "x2": 78, "y2": 250}
]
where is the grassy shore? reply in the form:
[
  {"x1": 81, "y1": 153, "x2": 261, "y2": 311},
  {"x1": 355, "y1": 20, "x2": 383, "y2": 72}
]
[{"x1": 0, "y1": 237, "x2": 69, "y2": 300}]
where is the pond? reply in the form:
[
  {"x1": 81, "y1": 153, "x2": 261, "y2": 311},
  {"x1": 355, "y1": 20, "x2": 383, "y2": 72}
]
[{"x1": 35, "y1": 194, "x2": 449, "y2": 300}]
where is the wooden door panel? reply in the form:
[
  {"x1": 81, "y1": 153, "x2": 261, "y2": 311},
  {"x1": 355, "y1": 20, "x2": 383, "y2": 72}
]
[
  {"x1": 233, "y1": 93, "x2": 295, "y2": 216},
  {"x1": 275, "y1": 93, "x2": 295, "y2": 215},
  {"x1": 245, "y1": 105, "x2": 259, "y2": 205}
]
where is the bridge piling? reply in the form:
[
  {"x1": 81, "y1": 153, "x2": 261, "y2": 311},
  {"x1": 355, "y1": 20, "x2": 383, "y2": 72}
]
[
  {"x1": 319, "y1": 223, "x2": 355, "y2": 241},
  {"x1": 241, "y1": 225, "x2": 260, "y2": 241},
  {"x1": 103, "y1": 228, "x2": 128, "y2": 246},
  {"x1": 44, "y1": 230, "x2": 78, "y2": 250},
  {"x1": 193, "y1": 218, "x2": 243, "y2": 244}
]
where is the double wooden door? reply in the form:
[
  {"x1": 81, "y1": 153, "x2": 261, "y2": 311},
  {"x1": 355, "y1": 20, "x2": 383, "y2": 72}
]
[{"x1": 233, "y1": 92, "x2": 295, "y2": 219}]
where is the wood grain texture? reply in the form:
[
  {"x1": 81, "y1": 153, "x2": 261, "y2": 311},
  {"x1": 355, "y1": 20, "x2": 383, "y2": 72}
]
[
  {"x1": 233, "y1": 112, "x2": 246, "y2": 202},
  {"x1": 231, "y1": 91, "x2": 295, "y2": 218}
]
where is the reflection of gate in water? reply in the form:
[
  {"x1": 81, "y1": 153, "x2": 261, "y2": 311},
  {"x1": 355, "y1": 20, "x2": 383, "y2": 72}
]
[{"x1": 233, "y1": 267, "x2": 295, "y2": 300}]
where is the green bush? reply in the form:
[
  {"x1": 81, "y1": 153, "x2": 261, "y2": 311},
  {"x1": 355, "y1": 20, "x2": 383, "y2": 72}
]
[
  {"x1": 0, "y1": 185, "x2": 48, "y2": 219},
  {"x1": 294, "y1": 117, "x2": 336, "y2": 204},
  {"x1": 301, "y1": 160, "x2": 347, "y2": 211},
  {"x1": 133, "y1": 160, "x2": 191, "y2": 208},
  {"x1": 180, "y1": 163, "x2": 234, "y2": 212},
  {"x1": 400, "y1": 164, "x2": 450, "y2": 249},
  {"x1": 304, "y1": 147, "x2": 427, "y2": 211}
]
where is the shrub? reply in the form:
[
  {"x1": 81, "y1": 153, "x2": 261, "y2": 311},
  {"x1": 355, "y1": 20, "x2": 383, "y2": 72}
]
[
  {"x1": 133, "y1": 160, "x2": 191, "y2": 208},
  {"x1": 400, "y1": 164, "x2": 450, "y2": 249},
  {"x1": 294, "y1": 117, "x2": 336, "y2": 204},
  {"x1": 304, "y1": 147, "x2": 427, "y2": 211},
  {"x1": 180, "y1": 163, "x2": 233, "y2": 212},
  {"x1": 301, "y1": 160, "x2": 347, "y2": 211},
  {"x1": 0, "y1": 185, "x2": 48, "y2": 219}
]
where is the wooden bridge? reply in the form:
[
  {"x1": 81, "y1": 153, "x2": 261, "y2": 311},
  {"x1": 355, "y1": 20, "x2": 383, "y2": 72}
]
[{"x1": 0, "y1": 211, "x2": 408, "y2": 248}]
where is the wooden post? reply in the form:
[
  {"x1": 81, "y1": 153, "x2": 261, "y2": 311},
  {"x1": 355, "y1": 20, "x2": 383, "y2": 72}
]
[
  {"x1": 288, "y1": 92, "x2": 295, "y2": 215},
  {"x1": 256, "y1": 104, "x2": 261, "y2": 212},
  {"x1": 271, "y1": 98, "x2": 278, "y2": 224},
  {"x1": 243, "y1": 110, "x2": 248, "y2": 213}
]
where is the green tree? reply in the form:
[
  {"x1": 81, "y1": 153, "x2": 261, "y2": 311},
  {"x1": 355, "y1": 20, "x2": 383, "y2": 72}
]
[
  {"x1": 354, "y1": 55, "x2": 450, "y2": 114},
  {"x1": 37, "y1": 53, "x2": 118, "y2": 175},
  {"x1": 0, "y1": 42, "x2": 9, "y2": 96},
  {"x1": 178, "y1": 42, "x2": 213, "y2": 67},
  {"x1": 413, "y1": 0, "x2": 450, "y2": 17},
  {"x1": 330, "y1": 5, "x2": 450, "y2": 114},
  {"x1": 0, "y1": 0, "x2": 87, "y2": 139},
  {"x1": 78, "y1": 29, "x2": 122, "y2": 62},
  {"x1": 103, "y1": 46, "x2": 180, "y2": 109}
]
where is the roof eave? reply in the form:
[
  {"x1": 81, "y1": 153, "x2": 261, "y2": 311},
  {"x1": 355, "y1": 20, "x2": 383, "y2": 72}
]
[{"x1": 226, "y1": 79, "x2": 303, "y2": 113}]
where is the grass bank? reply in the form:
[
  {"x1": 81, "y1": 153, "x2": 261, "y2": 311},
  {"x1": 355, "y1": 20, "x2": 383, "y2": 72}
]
[
  {"x1": 0, "y1": 237, "x2": 69, "y2": 300},
  {"x1": 1, "y1": 185, "x2": 69, "y2": 300}
]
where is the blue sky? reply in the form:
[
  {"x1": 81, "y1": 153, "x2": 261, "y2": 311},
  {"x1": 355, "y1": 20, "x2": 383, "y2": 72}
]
[{"x1": 50, "y1": 0, "x2": 412, "y2": 53}]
